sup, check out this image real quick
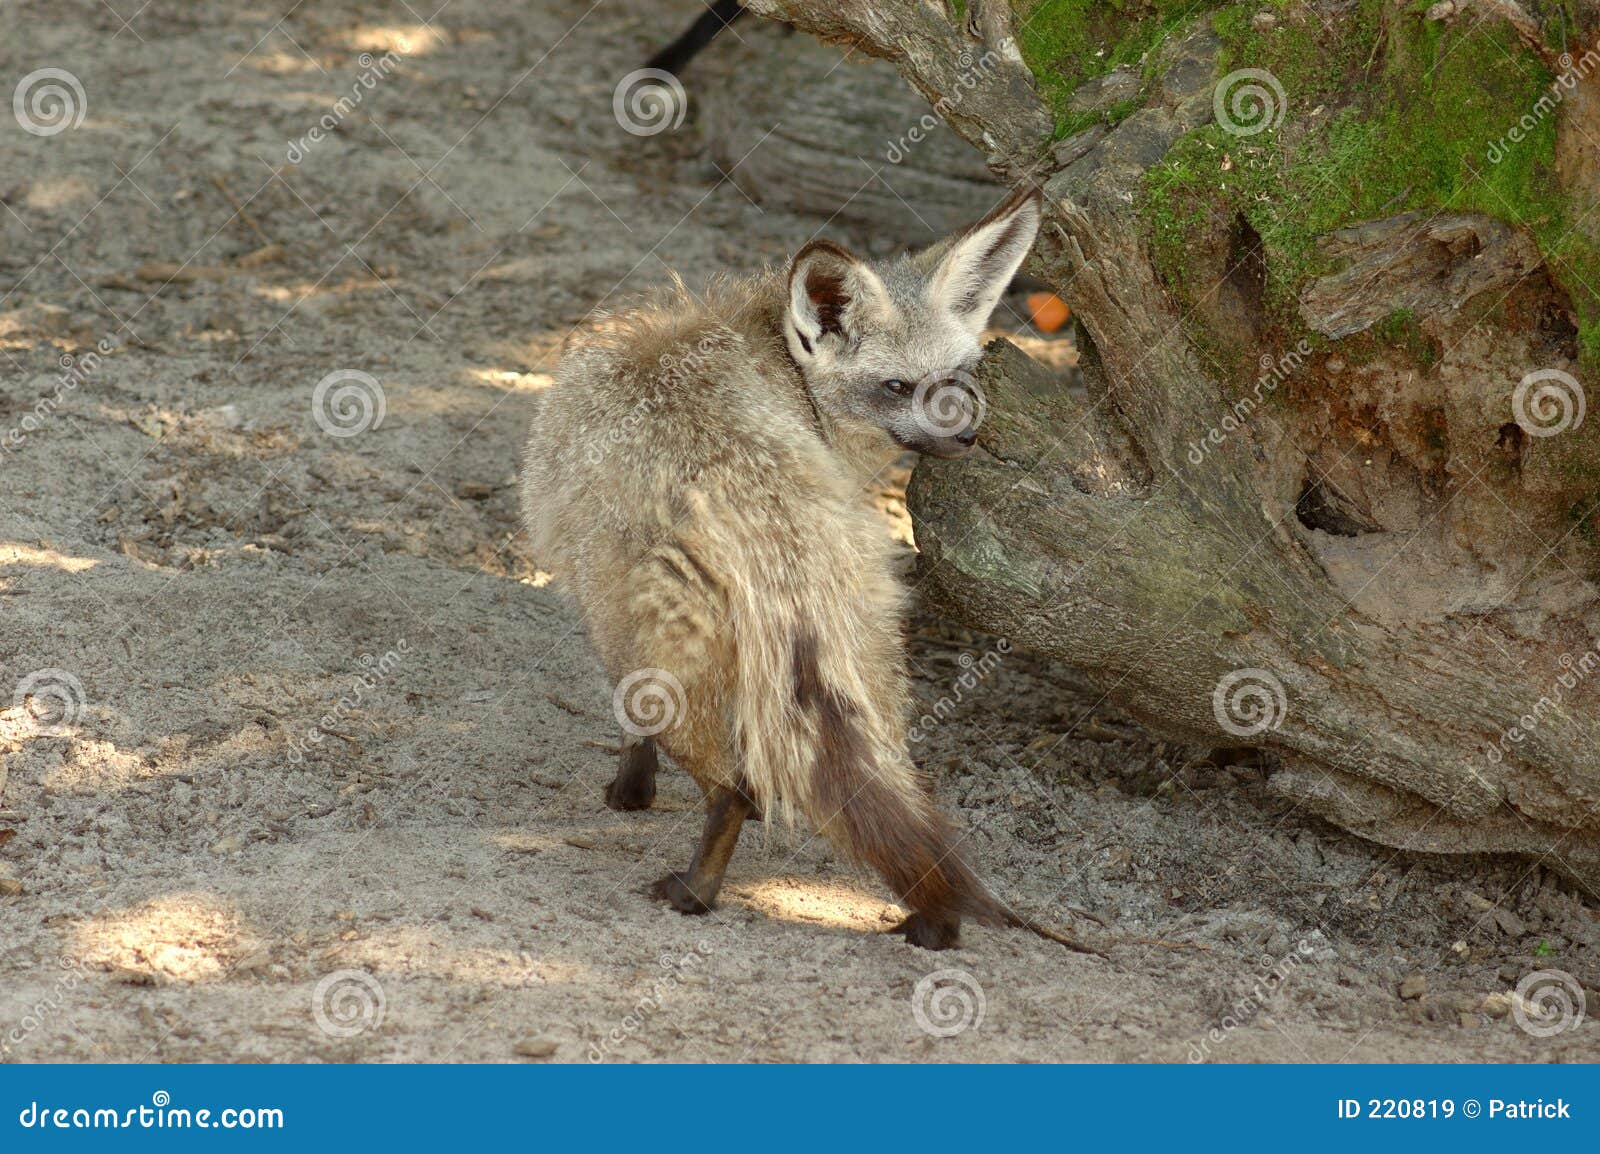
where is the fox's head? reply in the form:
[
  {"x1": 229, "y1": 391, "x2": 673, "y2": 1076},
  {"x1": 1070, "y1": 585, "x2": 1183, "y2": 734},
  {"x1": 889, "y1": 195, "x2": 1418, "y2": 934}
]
[{"x1": 783, "y1": 187, "x2": 1042, "y2": 469}]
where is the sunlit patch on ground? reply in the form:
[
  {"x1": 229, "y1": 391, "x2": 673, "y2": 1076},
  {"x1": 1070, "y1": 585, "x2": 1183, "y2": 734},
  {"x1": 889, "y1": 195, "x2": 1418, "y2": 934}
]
[
  {"x1": 339, "y1": 24, "x2": 451, "y2": 56},
  {"x1": 242, "y1": 54, "x2": 328, "y2": 76},
  {"x1": 16, "y1": 176, "x2": 92, "y2": 212},
  {"x1": 725, "y1": 876, "x2": 899, "y2": 933},
  {"x1": 71, "y1": 894, "x2": 265, "y2": 983},
  {"x1": 40, "y1": 739, "x2": 151, "y2": 795},
  {"x1": 489, "y1": 831, "x2": 568, "y2": 856},
  {"x1": 464, "y1": 369, "x2": 554, "y2": 391},
  {"x1": 0, "y1": 543, "x2": 100, "y2": 573}
]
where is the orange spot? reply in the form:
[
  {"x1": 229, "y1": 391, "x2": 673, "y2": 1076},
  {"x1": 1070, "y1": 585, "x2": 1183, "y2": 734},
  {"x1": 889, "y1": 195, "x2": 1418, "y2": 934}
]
[{"x1": 1026, "y1": 292, "x2": 1071, "y2": 333}]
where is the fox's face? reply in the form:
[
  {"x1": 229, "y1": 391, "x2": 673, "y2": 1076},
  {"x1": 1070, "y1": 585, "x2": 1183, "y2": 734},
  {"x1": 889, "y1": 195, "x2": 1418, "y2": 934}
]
[{"x1": 783, "y1": 189, "x2": 1042, "y2": 469}]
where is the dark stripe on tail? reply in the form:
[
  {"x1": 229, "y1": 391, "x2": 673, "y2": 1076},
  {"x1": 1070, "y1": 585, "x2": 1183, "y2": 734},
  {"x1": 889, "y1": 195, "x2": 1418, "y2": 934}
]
[{"x1": 790, "y1": 632, "x2": 999, "y2": 921}]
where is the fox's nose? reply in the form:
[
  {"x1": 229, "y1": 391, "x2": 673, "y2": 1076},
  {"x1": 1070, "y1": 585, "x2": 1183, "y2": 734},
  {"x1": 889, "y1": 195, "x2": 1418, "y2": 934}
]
[{"x1": 954, "y1": 427, "x2": 977, "y2": 447}]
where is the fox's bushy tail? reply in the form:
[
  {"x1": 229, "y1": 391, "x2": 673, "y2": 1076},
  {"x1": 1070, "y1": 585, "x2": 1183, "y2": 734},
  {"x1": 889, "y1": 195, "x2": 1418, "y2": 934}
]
[
  {"x1": 696, "y1": 490, "x2": 1002, "y2": 923},
  {"x1": 786, "y1": 629, "x2": 1003, "y2": 921}
]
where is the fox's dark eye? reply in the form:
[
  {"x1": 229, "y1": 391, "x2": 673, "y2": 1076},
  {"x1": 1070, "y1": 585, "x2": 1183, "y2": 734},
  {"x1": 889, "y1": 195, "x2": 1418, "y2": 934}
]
[{"x1": 882, "y1": 379, "x2": 914, "y2": 397}]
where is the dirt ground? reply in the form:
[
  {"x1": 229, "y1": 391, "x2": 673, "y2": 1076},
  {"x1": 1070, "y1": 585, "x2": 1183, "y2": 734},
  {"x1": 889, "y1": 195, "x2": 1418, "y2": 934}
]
[{"x1": 2, "y1": 0, "x2": 1596, "y2": 1064}]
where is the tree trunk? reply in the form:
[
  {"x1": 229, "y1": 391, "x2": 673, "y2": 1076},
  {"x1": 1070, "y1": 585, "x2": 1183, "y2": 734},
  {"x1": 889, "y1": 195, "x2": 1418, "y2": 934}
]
[
  {"x1": 748, "y1": 0, "x2": 1600, "y2": 887},
  {"x1": 695, "y1": 21, "x2": 998, "y2": 242}
]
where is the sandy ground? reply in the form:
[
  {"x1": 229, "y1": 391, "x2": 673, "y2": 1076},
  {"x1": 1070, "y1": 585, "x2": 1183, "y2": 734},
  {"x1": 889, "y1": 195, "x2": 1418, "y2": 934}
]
[{"x1": 2, "y1": 0, "x2": 1597, "y2": 1063}]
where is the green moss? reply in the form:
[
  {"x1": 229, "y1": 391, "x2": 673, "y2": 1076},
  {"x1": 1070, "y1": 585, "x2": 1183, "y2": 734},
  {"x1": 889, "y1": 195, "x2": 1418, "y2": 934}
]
[
  {"x1": 1009, "y1": 0, "x2": 1600, "y2": 370},
  {"x1": 1374, "y1": 309, "x2": 1437, "y2": 368},
  {"x1": 1213, "y1": 1, "x2": 1371, "y2": 108},
  {"x1": 1140, "y1": 7, "x2": 1385, "y2": 307},
  {"x1": 1012, "y1": 0, "x2": 1235, "y2": 135},
  {"x1": 1131, "y1": 2, "x2": 1600, "y2": 370},
  {"x1": 1570, "y1": 498, "x2": 1600, "y2": 547},
  {"x1": 1581, "y1": 323, "x2": 1600, "y2": 366},
  {"x1": 1141, "y1": 134, "x2": 1223, "y2": 301},
  {"x1": 1142, "y1": 115, "x2": 1366, "y2": 307}
]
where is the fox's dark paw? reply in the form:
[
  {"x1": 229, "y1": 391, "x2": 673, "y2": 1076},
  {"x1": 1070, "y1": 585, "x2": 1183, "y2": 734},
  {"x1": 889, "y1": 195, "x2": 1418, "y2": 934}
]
[
  {"x1": 604, "y1": 774, "x2": 656, "y2": 812},
  {"x1": 890, "y1": 911, "x2": 961, "y2": 950},
  {"x1": 649, "y1": 871, "x2": 713, "y2": 915}
]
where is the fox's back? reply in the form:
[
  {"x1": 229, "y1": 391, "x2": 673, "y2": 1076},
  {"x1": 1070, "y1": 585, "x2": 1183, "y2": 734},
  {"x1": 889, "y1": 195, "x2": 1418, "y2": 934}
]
[
  {"x1": 522, "y1": 272, "x2": 900, "y2": 789},
  {"x1": 521, "y1": 274, "x2": 857, "y2": 586}
]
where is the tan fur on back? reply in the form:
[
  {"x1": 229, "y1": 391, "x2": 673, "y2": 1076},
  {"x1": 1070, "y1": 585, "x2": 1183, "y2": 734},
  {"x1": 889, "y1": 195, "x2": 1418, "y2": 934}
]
[{"x1": 521, "y1": 274, "x2": 927, "y2": 827}]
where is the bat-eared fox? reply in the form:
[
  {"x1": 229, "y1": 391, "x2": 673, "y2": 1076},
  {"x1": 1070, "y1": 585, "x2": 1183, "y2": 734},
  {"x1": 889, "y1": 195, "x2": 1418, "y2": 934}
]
[{"x1": 521, "y1": 188, "x2": 1042, "y2": 949}]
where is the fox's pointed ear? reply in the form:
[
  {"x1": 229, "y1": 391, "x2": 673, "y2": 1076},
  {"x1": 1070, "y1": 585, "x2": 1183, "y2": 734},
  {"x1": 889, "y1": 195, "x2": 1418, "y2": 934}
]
[
  {"x1": 786, "y1": 239, "x2": 887, "y2": 355},
  {"x1": 929, "y1": 187, "x2": 1042, "y2": 335}
]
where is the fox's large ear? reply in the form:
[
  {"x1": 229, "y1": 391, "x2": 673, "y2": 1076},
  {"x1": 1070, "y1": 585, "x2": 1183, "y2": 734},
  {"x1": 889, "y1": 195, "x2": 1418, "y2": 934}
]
[
  {"x1": 929, "y1": 188, "x2": 1042, "y2": 335},
  {"x1": 786, "y1": 239, "x2": 887, "y2": 354}
]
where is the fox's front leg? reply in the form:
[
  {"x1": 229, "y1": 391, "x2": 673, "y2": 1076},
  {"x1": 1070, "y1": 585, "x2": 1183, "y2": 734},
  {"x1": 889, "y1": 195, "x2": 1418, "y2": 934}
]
[{"x1": 604, "y1": 733, "x2": 658, "y2": 811}]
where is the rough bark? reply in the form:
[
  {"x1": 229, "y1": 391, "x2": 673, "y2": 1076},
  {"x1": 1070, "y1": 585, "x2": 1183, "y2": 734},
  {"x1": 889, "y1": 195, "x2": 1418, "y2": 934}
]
[
  {"x1": 749, "y1": 0, "x2": 1600, "y2": 887},
  {"x1": 696, "y1": 23, "x2": 998, "y2": 242}
]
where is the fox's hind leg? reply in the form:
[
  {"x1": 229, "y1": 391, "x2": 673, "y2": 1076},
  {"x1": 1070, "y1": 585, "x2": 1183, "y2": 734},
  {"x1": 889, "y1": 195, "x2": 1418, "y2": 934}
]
[
  {"x1": 604, "y1": 734, "x2": 658, "y2": 811},
  {"x1": 650, "y1": 783, "x2": 753, "y2": 914}
]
